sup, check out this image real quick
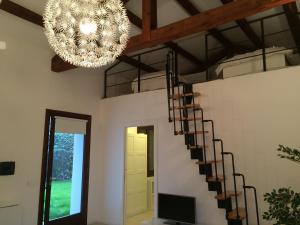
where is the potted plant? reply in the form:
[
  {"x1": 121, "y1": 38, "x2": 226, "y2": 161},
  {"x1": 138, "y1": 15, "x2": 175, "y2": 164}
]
[{"x1": 263, "y1": 145, "x2": 300, "y2": 225}]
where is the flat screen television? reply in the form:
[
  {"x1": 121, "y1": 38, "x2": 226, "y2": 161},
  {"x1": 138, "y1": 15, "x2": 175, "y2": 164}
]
[{"x1": 158, "y1": 193, "x2": 196, "y2": 224}]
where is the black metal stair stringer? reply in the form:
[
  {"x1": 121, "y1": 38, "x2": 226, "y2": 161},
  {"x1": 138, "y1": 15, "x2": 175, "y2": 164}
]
[{"x1": 165, "y1": 50, "x2": 259, "y2": 225}]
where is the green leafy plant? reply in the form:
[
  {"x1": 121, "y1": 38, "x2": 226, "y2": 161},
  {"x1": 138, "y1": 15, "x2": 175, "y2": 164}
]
[
  {"x1": 277, "y1": 145, "x2": 300, "y2": 164},
  {"x1": 263, "y1": 145, "x2": 300, "y2": 225},
  {"x1": 263, "y1": 188, "x2": 300, "y2": 225}
]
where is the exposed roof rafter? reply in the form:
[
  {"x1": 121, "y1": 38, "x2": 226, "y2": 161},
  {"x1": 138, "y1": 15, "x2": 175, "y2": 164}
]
[
  {"x1": 0, "y1": 0, "x2": 43, "y2": 26},
  {"x1": 175, "y1": 0, "x2": 235, "y2": 49},
  {"x1": 125, "y1": 7, "x2": 203, "y2": 66},
  {"x1": 283, "y1": 2, "x2": 300, "y2": 52},
  {"x1": 125, "y1": 0, "x2": 295, "y2": 53},
  {"x1": 122, "y1": 0, "x2": 130, "y2": 4},
  {"x1": 220, "y1": 0, "x2": 263, "y2": 49},
  {"x1": 184, "y1": 48, "x2": 231, "y2": 75},
  {"x1": 164, "y1": 42, "x2": 203, "y2": 65}
]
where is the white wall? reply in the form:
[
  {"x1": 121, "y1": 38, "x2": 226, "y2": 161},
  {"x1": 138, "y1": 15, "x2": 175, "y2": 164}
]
[
  {"x1": 0, "y1": 12, "x2": 104, "y2": 225},
  {"x1": 98, "y1": 66, "x2": 300, "y2": 225},
  {"x1": 99, "y1": 90, "x2": 226, "y2": 225}
]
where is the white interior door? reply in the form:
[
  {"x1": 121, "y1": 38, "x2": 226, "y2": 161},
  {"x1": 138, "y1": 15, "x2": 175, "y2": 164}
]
[{"x1": 125, "y1": 127, "x2": 148, "y2": 217}]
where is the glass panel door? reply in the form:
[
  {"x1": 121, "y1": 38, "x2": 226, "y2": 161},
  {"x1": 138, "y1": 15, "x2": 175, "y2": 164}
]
[{"x1": 39, "y1": 110, "x2": 91, "y2": 225}]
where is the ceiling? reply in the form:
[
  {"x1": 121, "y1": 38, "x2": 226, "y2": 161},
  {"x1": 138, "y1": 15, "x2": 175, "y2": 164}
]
[
  {"x1": 115, "y1": 0, "x2": 300, "y2": 75},
  {"x1": 4, "y1": 0, "x2": 300, "y2": 76}
]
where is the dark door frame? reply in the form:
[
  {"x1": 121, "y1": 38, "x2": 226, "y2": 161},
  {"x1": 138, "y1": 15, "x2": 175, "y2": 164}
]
[
  {"x1": 137, "y1": 126, "x2": 154, "y2": 177},
  {"x1": 37, "y1": 109, "x2": 92, "y2": 225}
]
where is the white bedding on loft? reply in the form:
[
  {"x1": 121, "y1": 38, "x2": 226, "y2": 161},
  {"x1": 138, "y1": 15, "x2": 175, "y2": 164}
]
[
  {"x1": 215, "y1": 47, "x2": 293, "y2": 77},
  {"x1": 132, "y1": 71, "x2": 166, "y2": 93}
]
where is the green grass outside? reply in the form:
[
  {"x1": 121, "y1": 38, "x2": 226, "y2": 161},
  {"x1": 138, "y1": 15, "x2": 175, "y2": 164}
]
[{"x1": 50, "y1": 180, "x2": 72, "y2": 220}]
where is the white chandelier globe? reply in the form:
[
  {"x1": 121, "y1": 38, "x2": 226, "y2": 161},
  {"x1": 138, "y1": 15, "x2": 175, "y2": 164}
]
[{"x1": 43, "y1": 0, "x2": 130, "y2": 68}]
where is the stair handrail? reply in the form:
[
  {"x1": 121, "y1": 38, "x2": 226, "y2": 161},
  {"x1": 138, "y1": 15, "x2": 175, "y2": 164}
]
[
  {"x1": 223, "y1": 152, "x2": 240, "y2": 219},
  {"x1": 191, "y1": 95, "x2": 199, "y2": 147},
  {"x1": 234, "y1": 173, "x2": 249, "y2": 225},
  {"x1": 166, "y1": 53, "x2": 172, "y2": 123},
  {"x1": 203, "y1": 120, "x2": 219, "y2": 183},
  {"x1": 174, "y1": 50, "x2": 183, "y2": 133},
  {"x1": 199, "y1": 108, "x2": 208, "y2": 173},
  {"x1": 244, "y1": 185, "x2": 260, "y2": 225},
  {"x1": 166, "y1": 51, "x2": 178, "y2": 134},
  {"x1": 213, "y1": 139, "x2": 227, "y2": 200}
]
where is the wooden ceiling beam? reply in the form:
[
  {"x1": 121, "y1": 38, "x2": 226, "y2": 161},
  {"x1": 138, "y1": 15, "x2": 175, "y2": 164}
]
[
  {"x1": 175, "y1": 0, "x2": 235, "y2": 49},
  {"x1": 150, "y1": 0, "x2": 158, "y2": 29},
  {"x1": 127, "y1": 10, "x2": 143, "y2": 28},
  {"x1": 126, "y1": 8, "x2": 203, "y2": 65},
  {"x1": 142, "y1": 0, "x2": 152, "y2": 40},
  {"x1": 52, "y1": 55, "x2": 77, "y2": 72},
  {"x1": 0, "y1": 0, "x2": 43, "y2": 26},
  {"x1": 122, "y1": 0, "x2": 130, "y2": 4},
  {"x1": 125, "y1": 0, "x2": 296, "y2": 53},
  {"x1": 283, "y1": 2, "x2": 300, "y2": 52},
  {"x1": 220, "y1": 0, "x2": 263, "y2": 49}
]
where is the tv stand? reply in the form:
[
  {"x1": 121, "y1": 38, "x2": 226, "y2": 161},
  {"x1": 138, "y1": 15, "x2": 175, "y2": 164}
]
[
  {"x1": 163, "y1": 221, "x2": 191, "y2": 225},
  {"x1": 149, "y1": 218, "x2": 201, "y2": 225}
]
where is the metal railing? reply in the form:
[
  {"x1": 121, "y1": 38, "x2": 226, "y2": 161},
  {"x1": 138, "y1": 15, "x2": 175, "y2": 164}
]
[{"x1": 104, "y1": 11, "x2": 300, "y2": 98}]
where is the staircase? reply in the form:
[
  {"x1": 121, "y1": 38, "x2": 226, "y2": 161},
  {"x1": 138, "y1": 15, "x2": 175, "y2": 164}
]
[{"x1": 165, "y1": 51, "x2": 260, "y2": 225}]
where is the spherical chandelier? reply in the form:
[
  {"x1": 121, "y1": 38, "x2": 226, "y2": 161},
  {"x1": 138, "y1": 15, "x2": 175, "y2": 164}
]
[{"x1": 44, "y1": 0, "x2": 130, "y2": 68}]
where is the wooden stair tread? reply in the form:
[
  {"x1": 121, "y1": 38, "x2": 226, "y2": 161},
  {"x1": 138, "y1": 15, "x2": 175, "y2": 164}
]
[
  {"x1": 187, "y1": 130, "x2": 208, "y2": 135},
  {"x1": 215, "y1": 191, "x2": 242, "y2": 200},
  {"x1": 175, "y1": 130, "x2": 209, "y2": 135},
  {"x1": 171, "y1": 117, "x2": 202, "y2": 121},
  {"x1": 196, "y1": 159, "x2": 222, "y2": 165},
  {"x1": 228, "y1": 208, "x2": 247, "y2": 220},
  {"x1": 170, "y1": 104, "x2": 200, "y2": 110},
  {"x1": 189, "y1": 145, "x2": 209, "y2": 149},
  {"x1": 207, "y1": 176, "x2": 224, "y2": 182},
  {"x1": 170, "y1": 92, "x2": 200, "y2": 99}
]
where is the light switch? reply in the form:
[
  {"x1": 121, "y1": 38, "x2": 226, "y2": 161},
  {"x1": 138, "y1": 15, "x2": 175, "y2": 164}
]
[{"x1": 0, "y1": 41, "x2": 7, "y2": 50}]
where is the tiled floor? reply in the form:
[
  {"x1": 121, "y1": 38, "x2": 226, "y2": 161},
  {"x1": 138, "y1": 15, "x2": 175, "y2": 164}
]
[{"x1": 126, "y1": 210, "x2": 154, "y2": 225}]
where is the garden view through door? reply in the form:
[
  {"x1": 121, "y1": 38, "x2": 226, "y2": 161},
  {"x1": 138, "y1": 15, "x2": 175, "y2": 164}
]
[
  {"x1": 38, "y1": 110, "x2": 91, "y2": 225},
  {"x1": 49, "y1": 131, "x2": 84, "y2": 220}
]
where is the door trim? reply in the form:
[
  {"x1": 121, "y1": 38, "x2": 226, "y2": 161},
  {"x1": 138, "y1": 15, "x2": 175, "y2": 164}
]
[{"x1": 37, "y1": 109, "x2": 92, "y2": 225}]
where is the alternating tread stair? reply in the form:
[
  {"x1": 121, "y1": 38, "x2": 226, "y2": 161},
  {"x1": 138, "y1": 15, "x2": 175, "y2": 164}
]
[
  {"x1": 196, "y1": 159, "x2": 222, "y2": 165},
  {"x1": 228, "y1": 208, "x2": 247, "y2": 220},
  {"x1": 166, "y1": 51, "x2": 260, "y2": 225},
  {"x1": 170, "y1": 92, "x2": 201, "y2": 99},
  {"x1": 171, "y1": 116, "x2": 202, "y2": 121},
  {"x1": 215, "y1": 191, "x2": 242, "y2": 200},
  {"x1": 174, "y1": 130, "x2": 209, "y2": 135},
  {"x1": 170, "y1": 103, "x2": 201, "y2": 110}
]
